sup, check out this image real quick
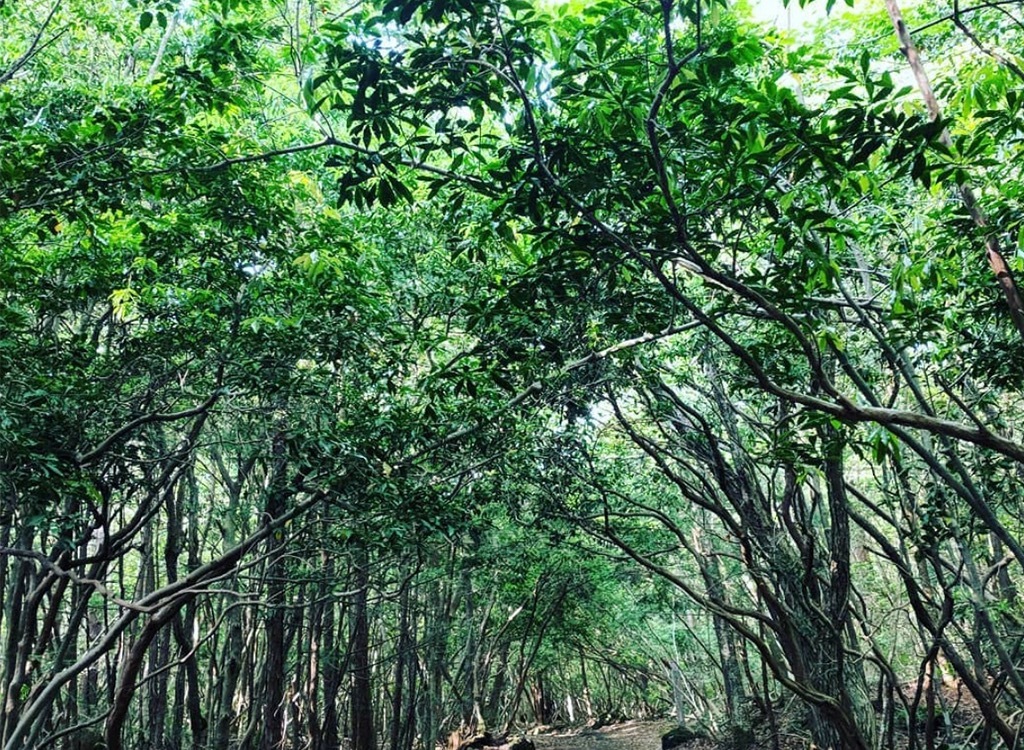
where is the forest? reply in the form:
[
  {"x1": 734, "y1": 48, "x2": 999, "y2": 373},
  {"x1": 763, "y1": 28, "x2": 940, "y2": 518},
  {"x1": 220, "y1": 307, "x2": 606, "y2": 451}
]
[{"x1": 3, "y1": 0, "x2": 1024, "y2": 748}]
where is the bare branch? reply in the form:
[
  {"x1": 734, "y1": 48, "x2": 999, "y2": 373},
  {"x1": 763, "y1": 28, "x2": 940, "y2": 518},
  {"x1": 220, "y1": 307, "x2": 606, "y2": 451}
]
[{"x1": 952, "y1": 0, "x2": 1024, "y2": 82}]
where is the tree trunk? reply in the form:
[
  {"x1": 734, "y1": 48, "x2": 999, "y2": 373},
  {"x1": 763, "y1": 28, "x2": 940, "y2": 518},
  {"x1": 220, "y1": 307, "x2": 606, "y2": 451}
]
[
  {"x1": 318, "y1": 563, "x2": 345, "y2": 750},
  {"x1": 1, "y1": 526, "x2": 38, "y2": 749},
  {"x1": 390, "y1": 579, "x2": 412, "y2": 750},
  {"x1": 692, "y1": 519, "x2": 746, "y2": 727},
  {"x1": 258, "y1": 429, "x2": 289, "y2": 750},
  {"x1": 421, "y1": 563, "x2": 453, "y2": 750},
  {"x1": 350, "y1": 545, "x2": 376, "y2": 750}
]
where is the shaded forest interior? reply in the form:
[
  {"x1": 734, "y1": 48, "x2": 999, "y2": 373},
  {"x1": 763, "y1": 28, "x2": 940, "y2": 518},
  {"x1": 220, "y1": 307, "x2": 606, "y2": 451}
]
[{"x1": 4, "y1": 0, "x2": 1024, "y2": 748}]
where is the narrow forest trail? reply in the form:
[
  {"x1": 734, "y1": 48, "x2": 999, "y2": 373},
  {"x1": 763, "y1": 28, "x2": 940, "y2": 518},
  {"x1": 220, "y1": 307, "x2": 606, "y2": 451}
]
[{"x1": 532, "y1": 722, "x2": 690, "y2": 750}]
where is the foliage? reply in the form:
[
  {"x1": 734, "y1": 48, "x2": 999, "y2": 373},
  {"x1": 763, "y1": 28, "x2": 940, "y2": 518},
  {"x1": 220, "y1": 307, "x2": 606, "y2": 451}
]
[{"x1": 4, "y1": 0, "x2": 1024, "y2": 749}]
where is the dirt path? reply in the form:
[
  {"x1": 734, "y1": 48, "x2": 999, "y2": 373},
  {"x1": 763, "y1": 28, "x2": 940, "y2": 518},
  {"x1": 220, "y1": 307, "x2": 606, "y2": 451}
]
[{"x1": 532, "y1": 722, "x2": 678, "y2": 750}]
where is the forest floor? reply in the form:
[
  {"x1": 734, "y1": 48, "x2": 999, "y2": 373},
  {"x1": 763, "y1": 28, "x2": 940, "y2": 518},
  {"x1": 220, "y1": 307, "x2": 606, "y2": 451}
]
[
  {"x1": 528, "y1": 700, "x2": 988, "y2": 750},
  {"x1": 529, "y1": 719, "x2": 801, "y2": 750},
  {"x1": 530, "y1": 720, "x2": 758, "y2": 750},
  {"x1": 532, "y1": 721, "x2": 676, "y2": 750}
]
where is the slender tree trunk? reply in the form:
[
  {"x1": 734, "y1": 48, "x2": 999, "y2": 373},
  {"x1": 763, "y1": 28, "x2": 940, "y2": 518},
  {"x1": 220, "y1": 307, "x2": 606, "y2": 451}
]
[
  {"x1": 318, "y1": 562, "x2": 344, "y2": 750},
  {"x1": 400, "y1": 606, "x2": 418, "y2": 750},
  {"x1": 692, "y1": 519, "x2": 746, "y2": 729},
  {"x1": 147, "y1": 612, "x2": 172, "y2": 749},
  {"x1": 104, "y1": 600, "x2": 183, "y2": 750},
  {"x1": 0, "y1": 494, "x2": 12, "y2": 644},
  {"x1": 578, "y1": 649, "x2": 593, "y2": 720},
  {"x1": 259, "y1": 429, "x2": 289, "y2": 750},
  {"x1": 422, "y1": 563, "x2": 453, "y2": 750},
  {"x1": 823, "y1": 448, "x2": 875, "y2": 750},
  {"x1": 484, "y1": 641, "x2": 509, "y2": 727},
  {"x1": 390, "y1": 580, "x2": 412, "y2": 750},
  {"x1": 457, "y1": 565, "x2": 480, "y2": 732},
  {"x1": 212, "y1": 616, "x2": 245, "y2": 749},
  {"x1": 1, "y1": 526, "x2": 36, "y2": 748},
  {"x1": 288, "y1": 593, "x2": 307, "y2": 750},
  {"x1": 307, "y1": 578, "x2": 325, "y2": 750},
  {"x1": 209, "y1": 447, "x2": 254, "y2": 750},
  {"x1": 173, "y1": 467, "x2": 205, "y2": 748},
  {"x1": 505, "y1": 585, "x2": 568, "y2": 731},
  {"x1": 350, "y1": 545, "x2": 376, "y2": 750}
]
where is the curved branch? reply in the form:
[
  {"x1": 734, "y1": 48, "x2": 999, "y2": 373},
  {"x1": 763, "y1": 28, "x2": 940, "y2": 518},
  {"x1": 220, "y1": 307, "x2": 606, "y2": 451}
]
[
  {"x1": 75, "y1": 391, "x2": 221, "y2": 465},
  {"x1": 3, "y1": 487, "x2": 326, "y2": 750}
]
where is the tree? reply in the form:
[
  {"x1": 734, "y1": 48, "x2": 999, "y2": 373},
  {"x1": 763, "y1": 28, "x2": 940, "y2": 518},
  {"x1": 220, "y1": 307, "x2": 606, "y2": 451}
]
[
  {"x1": 300, "y1": 0, "x2": 1024, "y2": 743},
  {"x1": 5, "y1": 0, "x2": 1024, "y2": 747}
]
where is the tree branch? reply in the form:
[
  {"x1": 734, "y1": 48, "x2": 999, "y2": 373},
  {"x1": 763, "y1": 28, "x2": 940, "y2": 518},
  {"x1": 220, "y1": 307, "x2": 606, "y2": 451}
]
[
  {"x1": 3, "y1": 487, "x2": 327, "y2": 750},
  {"x1": 886, "y1": 0, "x2": 1024, "y2": 343},
  {"x1": 0, "y1": 0, "x2": 65, "y2": 87},
  {"x1": 157, "y1": 136, "x2": 498, "y2": 195},
  {"x1": 75, "y1": 391, "x2": 222, "y2": 465}
]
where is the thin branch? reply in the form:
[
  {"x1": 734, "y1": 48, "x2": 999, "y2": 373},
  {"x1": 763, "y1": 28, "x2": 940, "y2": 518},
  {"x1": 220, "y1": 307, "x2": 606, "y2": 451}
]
[
  {"x1": 396, "y1": 321, "x2": 699, "y2": 466},
  {"x1": 156, "y1": 136, "x2": 497, "y2": 195},
  {"x1": 182, "y1": 137, "x2": 340, "y2": 171},
  {"x1": 886, "y1": 0, "x2": 1024, "y2": 343},
  {"x1": 145, "y1": 10, "x2": 181, "y2": 84},
  {"x1": 0, "y1": 548, "x2": 152, "y2": 612},
  {"x1": 953, "y1": 0, "x2": 1024, "y2": 82},
  {"x1": 909, "y1": 0, "x2": 1024, "y2": 35},
  {"x1": 0, "y1": 0, "x2": 65, "y2": 87},
  {"x1": 646, "y1": 1, "x2": 704, "y2": 244},
  {"x1": 3, "y1": 487, "x2": 327, "y2": 750},
  {"x1": 35, "y1": 712, "x2": 109, "y2": 750},
  {"x1": 75, "y1": 390, "x2": 222, "y2": 465}
]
